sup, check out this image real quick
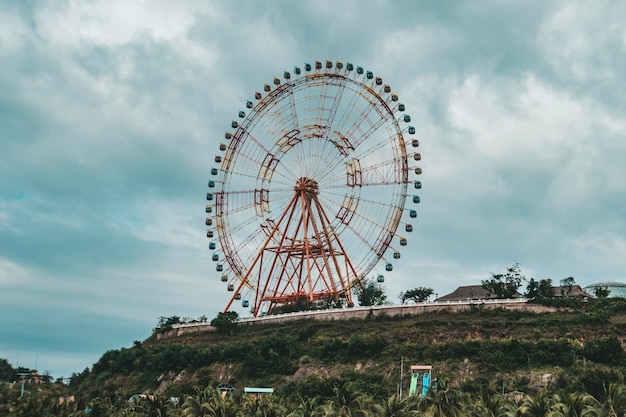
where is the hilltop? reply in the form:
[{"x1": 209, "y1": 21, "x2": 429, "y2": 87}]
[{"x1": 66, "y1": 298, "x2": 626, "y2": 402}]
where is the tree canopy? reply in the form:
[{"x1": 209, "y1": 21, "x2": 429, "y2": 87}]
[
  {"x1": 481, "y1": 263, "x2": 524, "y2": 298},
  {"x1": 355, "y1": 278, "x2": 387, "y2": 306},
  {"x1": 210, "y1": 311, "x2": 239, "y2": 334},
  {"x1": 399, "y1": 287, "x2": 434, "y2": 303}
]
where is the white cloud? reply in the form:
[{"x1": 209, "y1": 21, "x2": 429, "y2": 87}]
[
  {"x1": 0, "y1": 258, "x2": 32, "y2": 285},
  {"x1": 33, "y1": 1, "x2": 199, "y2": 47},
  {"x1": 538, "y1": 2, "x2": 626, "y2": 83}
]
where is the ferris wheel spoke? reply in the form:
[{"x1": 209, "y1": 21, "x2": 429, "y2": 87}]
[
  {"x1": 316, "y1": 188, "x2": 406, "y2": 247},
  {"x1": 320, "y1": 78, "x2": 348, "y2": 133},
  {"x1": 345, "y1": 106, "x2": 396, "y2": 154},
  {"x1": 229, "y1": 132, "x2": 301, "y2": 183},
  {"x1": 321, "y1": 127, "x2": 402, "y2": 179},
  {"x1": 328, "y1": 84, "x2": 371, "y2": 140},
  {"x1": 263, "y1": 82, "x2": 302, "y2": 126}
]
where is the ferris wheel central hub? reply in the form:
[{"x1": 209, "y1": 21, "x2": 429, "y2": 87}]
[{"x1": 295, "y1": 177, "x2": 319, "y2": 198}]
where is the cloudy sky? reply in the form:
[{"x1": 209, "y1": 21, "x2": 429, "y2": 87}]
[{"x1": 2, "y1": 0, "x2": 626, "y2": 379}]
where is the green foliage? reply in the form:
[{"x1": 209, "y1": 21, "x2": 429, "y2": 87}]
[
  {"x1": 0, "y1": 359, "x2": 17, "y2": 382},
  {"x1": 575, "y1": 367, "x2": 623, "y2": 401},
  {"x1": 281, "y1": 374, "x2": 339, "y2": 399},
  {"x1": 58, "y1": 301, "x2": 626, "y2": 410},
  {"x1": 211, "y1": 311, "x2": 239, "y2": 334},
  {"x1": 355, "y1": 277, "x2": 387, "y2": 306},
  {"x1": 537, "y1": 278, "x2": 555, "y2": 298},
  {"x1": 154, "y1": 315, "x2": 182, "y2": 333},
  {"x1": 584, "y1": 335, "x2": 625, "y2": 365},
  {"x1": 315, "y1": 295, "x2": 346, "y2": 309},
  {"x1": 269, "y1": 297, "x2": 315, "y2": 314},
  {"x1": 399, "y1": 287, "x2": 434, "y2": 303},
  {"x1": 69, "y1": 367, "x2": 90, "y2": 388},
  {"x1": 560, "y1": 276, "x2": 576, "y2": 296},
  {"x1": 526, "y1": 278, "x2": 540, "y2": 298},
  {"x1": 526, "y1": 278, "x2": 554, "y2": 298},
  {"x1": 482, "y1": 263, "x2": 524, "y2": 298},
  {"x1": 309, "y1": 335, "x2": 387, "y2": 363},
  {"x1": 242, "y1": 335, "x2": 300, "y2": 377},
  {"x1": 593, "y1": 285, "x2": 611, "y2": 298}
]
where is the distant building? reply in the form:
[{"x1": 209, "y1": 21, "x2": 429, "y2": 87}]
[
  {"x1": 27, "y1": 370, "x2": 44, "y2": 384},
  {"x1": 584, "y1": 281, "x2": 626, "y2": 298},
  {"x1": 243, "y1": 387, "x2": 273, "y2": 399},
  {"x1": 435, "y1": 285, "x2": 519, "y2": 302},
  {"x1": 437, "y1": 284, "x2": 591, "y2": 302},
  {"x1": 554, "y1": 285, "x2": 592, "y2": 298}
]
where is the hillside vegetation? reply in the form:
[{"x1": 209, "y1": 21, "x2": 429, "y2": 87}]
[
  {"x1": 5, "y1": 298, "x2": 626, "y2": 416},
  {"x1": 71, "y1": 298, "x2": 626, "y2": 401}
]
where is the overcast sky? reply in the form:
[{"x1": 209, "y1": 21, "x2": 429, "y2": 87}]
[{"x1": 1, "y1": 1, "x2": 626, "y2": 379}]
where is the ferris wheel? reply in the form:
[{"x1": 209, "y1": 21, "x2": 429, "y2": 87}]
[{"x1": 206, "y1": 60, "x2": 422, "y2": 317}]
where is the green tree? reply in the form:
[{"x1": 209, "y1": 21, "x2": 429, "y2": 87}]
[
  {"x1": 210, "y1": 311, "x2": 239, "y2": 335},
  {"x1": 287, "y1": 396, "x2": 320, "y2": 417},
  {"x1": 467, "y1": 391, "x2": 513, "y2": 417},
  {"x1": 562, "y1": 392, "x2": 600, "y2": 417},
  {"x1": 526, "y1": 278, "x2": 540, "y2": 299},
  {"x1": 157, "y1": 315, "x2": 182, "y2": 327},
  {"x1": 183, "y1": 386, "x2": 237, "y2": 417},
  {"x1": 356, "y1": 278, "x2": 387, "y2": 306},
  {"x1": 584, "y1": 336, "x2": 625, "y2": 365},
  {"x1": 325, "y1": 382, "x2": 373, "y2": 417},
  {"x1": 128, "y1": 392, "x2": 175, "y2": 417},
  {"x1": 373, "y1": 393, "x2": 419, "y2": 417},
  {"x1": 0, "y1": 358, "x2": 17, "y2": 382},
  {"x1": 270, "y1": 296, "x2": 315, "y2": 314},
  {"x1": 560, "y1": 277, "x2": 576, "y2": 297},
  {"x1": 316, "y1": 295, "x2": 346, "y2": 310},
  {"x1": 400, "y1": 287, "x2": 434, "y2": 304},
  {"x1": 417, "y1": 379, "x2": 467, "y2": 417},
  {"x1": 537, "y1": 279, "x2": 554, "y2": 299},
  {"x1": 518, "y1": 389, "x2": 564, "y2": 417},
  {"x1": 238, "y1": 392, "x2": 284, "y2": 417},
  {"x1": 593, "y1": 286, "x2": 610, "y2": 298},
  {"x1": 482, "y1": 263, "x2": 525, "y2": 298},
  {"x1": 603, "y1": 382, "x2": 626, "y2": 417}
]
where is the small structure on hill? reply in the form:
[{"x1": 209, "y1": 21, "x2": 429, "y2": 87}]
[
  {"x1": 409, "y1": 365, "x2": 432, "y2": 398},
  {"x1": 554, "y1": 285, "x2": 592, "y2": 298},
  {"x1": 243, "y1": 387, "x2": 273, "y2": 399},
  {"x1": 438, "y1": 284, "x2": 592, "y2": 302},
  {"x1": 584, "y1": 281, "x2": 626, "y2": 298},
  {"x1": 436, "y1": 285, "x2": 520, "y2": 302},
  {"x1": 218, "y1": 384, "x2": 235, "y2": 398}
]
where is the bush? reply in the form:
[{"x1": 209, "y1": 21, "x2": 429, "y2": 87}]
[{"x1": 584, "y1": 336, "x2": 625, "y2": 365}]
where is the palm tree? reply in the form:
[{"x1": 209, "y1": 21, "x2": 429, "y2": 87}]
[
  {"x1": 182, "y1": 387, "x2": 238, "y2": 417},
  {"x1": 182, "y1": 387, "x2": 214, "y2": 417},
  {"x1": 333, "y1": 382, "x2": 374, "y2": 417},
  {"x1": 517, "y1": 389, "x2": 564, "y2": 417},
  {"x1": 417, "y1": 379, "x2": 468, "y2": 417},
  {"x1": 287, "y1": 396, "x2": 320, "y2": 417},
  {"x1": 319, "y1": 400, "x2": 338, "y2": 417},
  {"x1": 373, "y1": 393, "x2": 419, "y2": 417},
  {"x1": 465, "y1": 391, "x2": 512, "y2": 417},
  {"x1": 182, "y1": 394, "x2": 205, "y2": 417},
  {"x1": 562, "y1": 392, "x2": 601, "y2": 417},
  {"x1": 603, "y1": 383, "x2": 626, "y2": 417},
  {"x1": 206, "y1": 394, "x2": 239, "y2": 417},
  {"x1": 127, "y1": 392, "x2": 175, "y2": 417},
  {"x1": 255, "y1": 394, "x2": 287, "y2": 417}
]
